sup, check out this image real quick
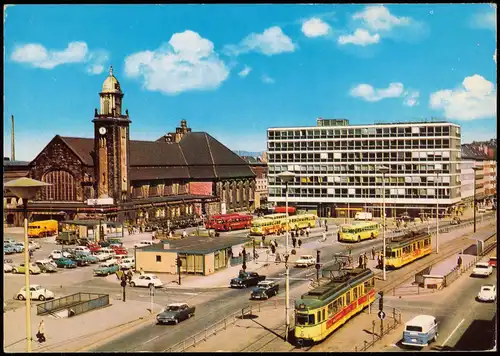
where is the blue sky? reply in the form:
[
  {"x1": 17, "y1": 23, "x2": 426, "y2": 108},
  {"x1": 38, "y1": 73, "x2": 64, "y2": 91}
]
[{"x1": 4, "y1": 4, "x2": 497, "y2": 161}]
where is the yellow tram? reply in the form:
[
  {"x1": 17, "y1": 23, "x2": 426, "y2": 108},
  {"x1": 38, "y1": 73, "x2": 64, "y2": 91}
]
[
  {"x1": 294, "y1": 268, "x2": 376, "y2": 343},
  {"x1": 383, "y1": 231, "x2": 432, "y2": 269}
]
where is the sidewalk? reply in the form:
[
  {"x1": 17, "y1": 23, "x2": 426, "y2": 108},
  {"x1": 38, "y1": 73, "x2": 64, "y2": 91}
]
[
  {"x1": 3, "y1": 297, "x2": 163, "y2": 353},
  {"x1": 429, "y1": 254, "x2": 476, "y2": 276}
]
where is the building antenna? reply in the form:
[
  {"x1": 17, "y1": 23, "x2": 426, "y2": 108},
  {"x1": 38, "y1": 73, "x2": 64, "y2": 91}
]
[{"x1": 11, "y1": 114, "x2": 15, "y2": 161}]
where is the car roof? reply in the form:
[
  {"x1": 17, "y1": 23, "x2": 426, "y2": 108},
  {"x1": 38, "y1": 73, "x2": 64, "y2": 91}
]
[
  {"x1": 258, "y1": 281, "x2": 274, "y2": 285},
  {"x1": 476, "y1": 262, "x2": 489, "y2": 266},
  {"x1": 489, "y1": 257, "x2": 497, "y2": 260},
  {"x1": 143, "y1": 273, "x2": 157, "y2": 277},
  {"x1": 168, "y1": 302, "x2": 187, "y2": 307},
  {"x1": 405, "y1": 315, "x2": 436, "y2": 327}
]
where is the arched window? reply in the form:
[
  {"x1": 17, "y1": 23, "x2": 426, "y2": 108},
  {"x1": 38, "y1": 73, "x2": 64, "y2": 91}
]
[{"x1": 42, "y1": 170, "x2": 77, "y2": 201}]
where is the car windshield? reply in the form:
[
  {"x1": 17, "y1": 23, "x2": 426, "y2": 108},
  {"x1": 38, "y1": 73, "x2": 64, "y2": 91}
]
[
  {"x1": 482, "y1": 287, "x2": 492, "y2": 292},
  {"x1": 166, "y1": 306, "x2": 181, "y2": 311},
  {"x1": 476, "y1": 265, "x2": 488, "y2": 269}
]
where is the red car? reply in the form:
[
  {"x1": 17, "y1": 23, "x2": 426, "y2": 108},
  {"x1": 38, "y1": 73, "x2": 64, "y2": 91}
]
[
  {"x1": 111, "y1": 246, "x2": 128, "y2": 255},
  {"x1": 87, "y1": 243, "x2": 101, "y2": 253},
  {"x1": 488, "y1": 257, "x2": 496, "y2": 268}
]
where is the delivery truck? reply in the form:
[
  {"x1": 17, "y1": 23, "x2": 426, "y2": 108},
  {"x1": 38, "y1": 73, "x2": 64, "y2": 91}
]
[{"x1": 28, "y1": 220, "x2": 59, "y2": 238}]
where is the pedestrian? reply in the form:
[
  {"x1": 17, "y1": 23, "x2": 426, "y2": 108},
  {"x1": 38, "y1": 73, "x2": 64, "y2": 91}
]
[
  {"x1": 325, "y1": 224, "x2": 328, "y2": 232},
  {"x1": 127, "y1": 269, "x2": 133, "y2": 283},
  {"x1": 306, "y1": 226, "x2": 311, "y2": 235},
  {"x1": 363, "y1": 253, "x2": 368, "y2": 269},
  {"x1": 37, "y1": 320, "x2": 46, "y2": 343},
  {"x1": 182, "y1": 230, "x2": 187, "y2": 238},
  {"x1": 29, "y1": 249, "x2": 33, "y2": 261},
  {"x1": 358, "y1": 255, "x2": 363, "y2": 268},
  {"x1": 337, "y1": 231, "x2": 341, "y2": 241},
  {"x1": 292, "y1": 236, "x2": 297, "y2": 248},
  {"x1": 274, "y1": 239, "x2": 278, "y2": 248},
  {"x1": 139, "y1": 267, "x2": 144, "y2": 276},
  {"x1": 371, "y1": 247, "x2": 376, "y2": 261},
  {"x1": 457, "y1": 255, "x2": 463, "y2": 269},
  {"x1": 298, "y1": 239, "x2": 302, "y2": 248},
  {"x1": 291, "y1": 231, "x2": 295, "y2": 239},
  {"x1": 321, "y1": 232, "x2": 326, "y2": 242},
  {"x1": 306, "y1": 229, "x2": 310, "y2": 238}
]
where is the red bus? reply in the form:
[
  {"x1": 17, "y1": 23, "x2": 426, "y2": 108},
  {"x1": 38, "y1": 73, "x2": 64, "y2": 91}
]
[
  {"x1": 205, "y1": 214, "x2": 240, "y2": 229},
  {"x1": 272, "y1": 206, "x2": 296, "y2": 215},
  {"x1": 208, "y1": 214, "x2": 253, "y2": 232}
]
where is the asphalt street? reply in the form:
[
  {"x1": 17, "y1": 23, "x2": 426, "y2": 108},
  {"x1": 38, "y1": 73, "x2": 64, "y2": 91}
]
[{"x1": 382, "y1": 264, "x2": 497, "y2": 352}]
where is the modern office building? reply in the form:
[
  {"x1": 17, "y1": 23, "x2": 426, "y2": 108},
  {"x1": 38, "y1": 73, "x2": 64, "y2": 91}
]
[
  {"x1": 267, "y1": 118, "x2": 462, "y2": 218},
  {"x1": 461, "y1": 144, "x2": 496, "y2": 207}
]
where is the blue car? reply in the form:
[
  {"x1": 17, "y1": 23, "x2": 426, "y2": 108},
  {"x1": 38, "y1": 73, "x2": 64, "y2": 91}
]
[
  {"x1": 6, "y1": 243, "x2": 24, "y2": 253},
  {"x1": 4, "y1": 245, "x2": 16, "y2": 255},
  {"x1": 55, "y1": 257, "x2": 77, "y2": 269}
]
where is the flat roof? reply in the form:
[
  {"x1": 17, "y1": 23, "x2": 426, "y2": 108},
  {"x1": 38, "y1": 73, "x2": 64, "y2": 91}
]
[
  {"x1": 61, "y1": 220, "x2": 122, "y2": 227},
  {"x1": 140, "y1": 234, "x2": 249, "y2": 254},
  {"x1": 268, "y1": 121, "x2": 460, "y2": 130}
]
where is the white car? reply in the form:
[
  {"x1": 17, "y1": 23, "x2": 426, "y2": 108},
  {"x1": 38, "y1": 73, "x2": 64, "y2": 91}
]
[
  {"x1": 119, "y1": 257, "x2": 135, "y2": 270},
  {"x1": 4, "y1": 263, "x2": 13, "y2": 273},
  {"x1": 134, "y1": 240, "x2": 154, "y2": 248},
  {"x1": 99, "y1": 247, "x2": 116, "y2": 256},
  {"x1": 130, "y1": 274, "x2": 163, "y2": 288},
  {"x1": 50, "y1": 250, "x2": 71, "y2": 260},
  {"x1": 295, "y1": 255, "x2": 316, "y2": 268},
  {"x1": 93, "y1": 250, "x2": 113, "y2": 261},
  {"x1": 15, "y1": 285, "x2": 55, "y2": 301},
  {"x1": 36, "y1": 259, "x2": 57, "y2": 268},
  {"x1": 28, "y1": 241, "x2": 41, "y2": 250},
  {"x1": 471, "y1": 262, "x2": 493, "y2": 277},
  {"x1": 477, "y1": 284, "x2": 496, "y2": 302},
  {"x1": 74, "y1": 246, "x2": 91, "y2": 254}
]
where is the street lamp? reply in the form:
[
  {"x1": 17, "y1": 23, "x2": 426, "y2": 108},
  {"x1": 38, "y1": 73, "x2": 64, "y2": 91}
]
[
  {"x1": 430, "y1": 169, "x2": 441, "y2": 253},
  {"x1": 277, "y1": 170, "x2": 295, "y2": 342},
  {"x1": 378, "y1": 166, "x2": 389, "y2": 281},
  {"x1": 5, "y1": 177, "x2": 51, "y2": 352},
  {"x1": 472, "y1": 166, "x2": 481, "y2": 233}
]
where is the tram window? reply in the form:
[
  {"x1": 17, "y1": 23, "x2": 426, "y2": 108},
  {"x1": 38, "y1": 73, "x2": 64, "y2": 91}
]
[
  {"x1": 364, "y1": 281, "x2": 369, "y2": 291},
  {"x1": 322, "y1": 309, "x2": 326, "y2": 321},
  {"x1": 296, "y1": 314, "x2": 308, "y2": 325},
  {"x1": 309, "y1": 314, "x2": 315, "y2": 324},
  {"x1": 317, "y1": 311, "x2": 321, "y2": 323},
  {"x1": 346, "y1": 292, "x2": 351, "y2": 304},
  {"x1": 353, "y1": 287, "x2": 358, "y2": 299},
  {"x1": 328, "y1": 303, "x2": 334, "y2": 316}
]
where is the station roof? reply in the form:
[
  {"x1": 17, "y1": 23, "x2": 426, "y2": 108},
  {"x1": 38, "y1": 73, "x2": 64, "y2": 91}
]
[{"x1": 139, "y1": 234, "x2": 249, "y2": 255}]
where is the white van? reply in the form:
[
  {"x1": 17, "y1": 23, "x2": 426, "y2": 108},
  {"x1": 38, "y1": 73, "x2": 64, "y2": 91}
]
[
  {"x1": 354, "y1": 212, "x2": 372, "y2": 221},
  {"x1": 402, "y1": 315, "x2": 438, "y2": 347}
]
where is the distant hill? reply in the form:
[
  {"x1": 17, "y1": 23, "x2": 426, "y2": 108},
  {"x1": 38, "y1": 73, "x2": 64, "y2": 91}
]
[{"x1": 233, "y1": 150, "x2": 264, "y2": 157}]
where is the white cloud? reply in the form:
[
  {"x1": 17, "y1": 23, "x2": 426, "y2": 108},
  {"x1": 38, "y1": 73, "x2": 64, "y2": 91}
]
[
  {"x1": 403, "y1": 90, "x2": 420, "y2": 107},
  {"x1": 11, "y1": 41, "x2": 109, "y2": 74},
  {"x1": 429, "y1": 74, "x2": 497, "y2": 120},
  {"x1": 224, "y1": 26, "x2": 296, "y2": 56},
  {"x1": 350, "y1": 82, "x2": 405, "y2": 102},
  {"x1": 470, "y1": 10, "x2": 496, "y2": 31},
  {"x1": 261, "y1": 74, "x2": 275, "y2": 84},
  {"x1": 301, "y1": 18, "x2": 331, "y2": 38},
  {"x1": 238, "y1": 65, "x2": 252, "y2": 78},
  {"x1": 352, "y1": 5, "x2": 411, "y2": 32},
  {"x1": 338, "y1": 29, "x2": 380, "y2": 46},
  {"x1": 124, "y1": 30, "x2": 229, "y2": 95},
  {"x1": 11, "y1": 42, "x2": 88, "y2": 69}
]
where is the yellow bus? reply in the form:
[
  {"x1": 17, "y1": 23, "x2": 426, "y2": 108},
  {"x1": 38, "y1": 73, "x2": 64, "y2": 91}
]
[
  {"x1": 28, "y1": 219, "x2": 59, "y2": 238},
  {"x1": 285, "y1": 214, "x2": 317, "y2": 231},
  {"x1": 339, "y1": 222, "x2": 380, "y2": 242},
  {"x1": 250, "y1": 218, "x2": 283, "y2": 236},
  {"x1": 295, "y1": 268, "x2": 376, "y2": 343}
]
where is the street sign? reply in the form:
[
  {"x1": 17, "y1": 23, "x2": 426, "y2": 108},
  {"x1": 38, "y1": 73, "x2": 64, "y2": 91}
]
[{"x1": 378, "y1": 310, "x2": 386, "y2": 320}]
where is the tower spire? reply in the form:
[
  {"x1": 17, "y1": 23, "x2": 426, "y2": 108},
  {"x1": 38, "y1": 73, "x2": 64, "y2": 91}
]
[{"x1": 109, "y1": 65, "x2": 113, "y2": 76}]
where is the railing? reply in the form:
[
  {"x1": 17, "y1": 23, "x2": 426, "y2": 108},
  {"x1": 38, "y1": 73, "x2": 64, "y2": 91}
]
[
  {"x1": 166, "y1": 298, "x2": 291, "y2": 352},
  {"x1": 354, "y1": 307, "x2": 402, "y2": 352},
  {"x1": 37, "y1": 292, "x2": 109, "y2": 316}
]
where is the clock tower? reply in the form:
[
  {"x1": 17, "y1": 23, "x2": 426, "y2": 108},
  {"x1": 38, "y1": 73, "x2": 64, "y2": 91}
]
[{"x1": 92, "y1": 66, "x2": 131, "y2": 203}]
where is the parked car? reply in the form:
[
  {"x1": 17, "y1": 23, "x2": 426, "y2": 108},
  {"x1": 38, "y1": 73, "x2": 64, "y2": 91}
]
[
  {"x1": 74, "y1": 246, "x2": 91, "y2": 255},
  {"x1": 130, "y1": 274, "x2": 164, "y2": 288},
  {"x1": 77, "y1": 238, "x2": 91, "y2": 246},
  {"x1": 251, "y1": 281, "x2": 279, "y2": 300},
  {"x1": 12, "y1": 263, "x2": 41, "y2": 275},
  {"x1": 111, "y1": 246, "x2": 128, "y2": 255},
  {"x1": 98, "y1": 240, "x2": 111, "y2": 247},
  {"x1": 99, "y1": 247, "x2": 116, "y2": 255},
  {"x1": 93, "y1": 250, "x2": 114, "y2": 261},
  {"x1": 15, "y1": 285, "x2": 55, "y2": 301},
  {"x1": 8, "y1": 243, "x2": 24, "y2": 253},
  {"x1": 36, "y1": 259, "x2": 57, "y2": 268},
  {"x1": 471, "y1": 262, "x2": 493, "y2": 277},
  {"x1": 4, "y1": 238, "x2": 16, "y2": 244},
  {"x1": 54, "y1": 257, "x2": 77, "y2": 269},
  {"x1": 87, "y1": 243, "x2": 102, "y2": 252},
  {"x1": 230, "y1": 271, "x2": 266, "y2": 288},
  {"x1": 4, "y1": 262, "x2": 13, "y2": 273},
  {"x1": 477, "y1": 284, "x2": 496, "y2": 302},
  {"x1": 69, "y1": 254, "x2": 91, "y2": 267},
  {"x1": 75, "y1": 252, "x2": 99, "y2": 264},
  {"x1": 35, "y1": 260, "x2": 57, "y2": 273},
  {"x1": 156, "y1": 303, "x2": 195, "y2": 325},
  {"x1": 4, "y1": 245, "x2": 16, "y2": 255},
  {"x1": 94, "y1": 261, "x2": 120, "y2": 276},
  {"x1": 294, "y1": 255, "x2": 316, "y2": 268},
  {"x1": 28, "y1": 241, "x2": 41, "y2": 250},
  {"x1": 134, "y1": 240, "x2": 154, "y2": 248},
  {"x1": 50, "y1": 250, "x2": 71, "y2": 260},
  {"x1": 488, "y1": 257, "x2": 496, "y2": 268},
  {"x1": 119, "y1": 257, "x2": 135, "y2": 270}
]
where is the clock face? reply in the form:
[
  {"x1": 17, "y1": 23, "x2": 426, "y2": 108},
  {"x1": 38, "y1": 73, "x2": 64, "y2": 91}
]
[{"x1": 99, "y1": 127, "x2": 107, "y2": 135}]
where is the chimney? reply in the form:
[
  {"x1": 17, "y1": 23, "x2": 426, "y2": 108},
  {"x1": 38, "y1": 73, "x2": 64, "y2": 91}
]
[{"x1": 11, "y1": 115, "x2": 15, "y2": 161}]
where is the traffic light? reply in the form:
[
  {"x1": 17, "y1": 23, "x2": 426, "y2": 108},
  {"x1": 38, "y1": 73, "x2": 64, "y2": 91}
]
[
  {"x1": 176, "y1": 257, "x2": 182, "y2": 267},
  {"x1": 316, "y1": 250, "x2": 321, "y2": 264},
  {"x1": 379, "y1": 291, "x2": 384, "y2": 311}
]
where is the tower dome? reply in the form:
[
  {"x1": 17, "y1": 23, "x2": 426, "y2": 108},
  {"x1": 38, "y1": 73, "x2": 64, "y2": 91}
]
[{"x1": 102, "y1": 66, "x2": 121, "y2": 93}]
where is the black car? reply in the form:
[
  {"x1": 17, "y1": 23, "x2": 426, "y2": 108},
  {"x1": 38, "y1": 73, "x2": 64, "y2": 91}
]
[
  {"x1": 156, "y1": 303, "x2": 196, "y2": 325},
  {"x1": 230, "y1": 271, "x2": 266, "y2": 288},
  {"x1": 250, "y1": 281, "x2": 279, "y2": 300}
]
